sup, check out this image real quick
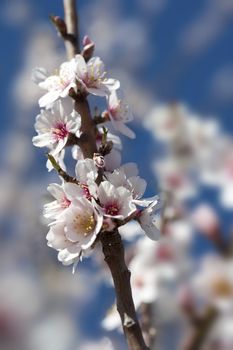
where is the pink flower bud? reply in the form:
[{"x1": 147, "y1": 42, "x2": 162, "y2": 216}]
[
  {"x1": 82, "y1": 35, "x2": 95, "y2": 61},
  {"x1": 93, "y1": 153, "x2": 105, "y2": 168},
  {"x1": 82, "y1": 35, "x2": 93, "y2": 47},
  {"x1": 191, "y1": 204, "x2": 219, "y2": 237},
  {"x1": 50, "y1": 16, "x2": 67, "y2": 36}
]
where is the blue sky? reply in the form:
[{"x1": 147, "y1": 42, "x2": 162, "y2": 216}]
[
  {"x1": 0, "y1": 1, "x2": 233, "y2": 347},
  {"x1": 1, "y1": 0, "x2": 233, "y2": 130}
]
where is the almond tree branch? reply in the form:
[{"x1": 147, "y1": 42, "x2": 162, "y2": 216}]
[
  {"x1": 63, "y1": 0, "x2": 80, "y2": 58},
  {"x1": 62, "y1": 2, "x2": 150, "y2": 349},
  {"x1": 74, "y1": 96, "x2": 98, "y2": 158},
  {"x1": 63, "y1": 1, "x2": 97, "y2": 158},
  {"x1": 100, "y1": 231, "x2": 150, "y2": 350}
]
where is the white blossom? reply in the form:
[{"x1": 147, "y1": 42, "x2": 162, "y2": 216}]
[
  {"x1": 191, "y1": 204, "x2": 219, "y2": 237},
  {"x1": 74, "y1": 158, "x2": 99, "y2": 198},
  {"x1": 97, "y1": 181, "x2": 136, "y2": 219},
  {"x1": 47, "y1": 198, "x2": 103, "y2": 267},
  {"x1": 192, "y1": 255, "x2": 233, "y2": 311},
  {"x1": 105, "y1": 163, "x2": 147, "y2": 201},
  {"x1": 104, "y1": 149, "x2": 122, "y2": 172},
  {"x1": 145, "y1": 103, "x2": 187, "y2": 141},
  {"x1": 32, "y1": 100, "x2": 81, "y2": 155},
  {"x1": 75, "y1": 158, "x2": 98, "y2": 184},
  {"x1": 37, "y1": 58, "x2": 78, "y2": 107},
  {"x1": 130, "y1": 237, "x2": 179, "y2": 310},
  {"x1": 106, "y1": 91, "x2": 135, "y2": 138},
  {"x1": 44, "y1": 183, "x2": 71, "y2": 221},
  {"x1": 75, "y1": 55, "x2": 120, "y2": 96},
  {"x1": 138, "y1": 198, "x2": 161, "y2": 240},
  {"x1": 155, "y1": 159, "x2": 197, "y2": 200}
]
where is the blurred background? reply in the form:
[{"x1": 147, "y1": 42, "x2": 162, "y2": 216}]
[{"x1": 1, "y1": 0, "x2": 233, "y2": 349}]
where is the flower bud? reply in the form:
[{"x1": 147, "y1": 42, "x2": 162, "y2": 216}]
[
  {"x1": 93, "y1": 153, "x2": 105, "y2": 168},
  {"x1": 98, "y1": 141, "x2": 113, "y2": 156},
  {"x1": 82, "y1": 35, "x2": 93, "y2": 47},
  {"x1": 50, "y1": 15, "x2": 67, "y2": 36},
  {"x1": 82, "y1": 35, "x2": 95, "y2": 61}
]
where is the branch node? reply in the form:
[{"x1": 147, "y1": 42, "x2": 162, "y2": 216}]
[{"x1": 124, "y1": 313, "x2": 136, "y2": 328}]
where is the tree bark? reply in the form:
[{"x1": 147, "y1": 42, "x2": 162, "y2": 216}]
[
  {"x1": 63, "y1": 0, "x2": 80, "y2": 58},
  {"x1": 100, "y1": 231, "x2": 150, "y2": 350}
]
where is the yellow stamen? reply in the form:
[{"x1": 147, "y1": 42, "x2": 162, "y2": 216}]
[{"x1": 73, "y1": 214, "x2": 96, "y2": 236}]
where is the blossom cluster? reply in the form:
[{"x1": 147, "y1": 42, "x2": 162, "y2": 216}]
[
  {"x1": 140, "y1": 102, "x2": 233, "y2": 348},
  {"x1": 99, "y1": 101, "x2": 233, "y2": 348},
  {"x1": 32, "y1": 37, "x2": 160, "y2": 271}
]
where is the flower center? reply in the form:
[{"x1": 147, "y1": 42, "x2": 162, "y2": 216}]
[
  {"x1": 73, "y1": 214, "x2": 96, "y2": 237},
  {"x1": 52, "y1": 122, "x2": 69, "y2": 141},
  {"x1": 105, "y1": 203, "x2": 119, "y2": 216},
  {"x1": 61, "y1": 196, "x2": 71, "y2": 209},
  {"x1": 81, "y1": 184, "x2": 91, "y2": 200},
  {"x1": 85, "y1": 63, "x2": 105, "y2": 87},
  {"x1": 109, "y1": 105, "x2": 120, "y2": 120}
]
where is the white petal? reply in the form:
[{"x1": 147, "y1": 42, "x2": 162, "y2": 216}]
[
  {"x1": 128, "y1": 176, "x2": 147, "y2": 199},
  {"x1": 32, "y1": 133, "x2": 52, "y2": 147},
  {"x1": 87, "y1": 87, "x2": 108, "y2": 97},
  {"x1": 121, "y1": 163, "x2": 138, "y2": 177},
  {"x1": 112, "y1": 120, "x2": 135, "y2": 139},
  {"x1": 75, "y1": 54, "x2": 87, "y2": 78},
  {"x1": 32, "y1": 67, "x2": 48, "y2": 84},
  {"x1": 75, "y1": 159, "x2": 98, "y2": 183},
  {"x1": 47, "y1": 183, "x2": 65, "y2": 201},
  {"x1": 38, "y1": 90, "x2": 61, "y2": 108}
]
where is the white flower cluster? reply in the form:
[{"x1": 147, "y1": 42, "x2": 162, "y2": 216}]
[{"x1": 32, "y1": 37, "x2": 160, "y2": 271}]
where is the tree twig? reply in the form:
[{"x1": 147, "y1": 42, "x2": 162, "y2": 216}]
[
  {"x1": 74, "y1": 96, "x2": 98, "y2": 158},
  {"x1": 100, "y1": 231, "x2": 150, "y2": 350},
  {"x1": 63, "y1": 0, "x2": 80, "y2": 58},
  {"x1": 47, "y1": 153, "x2": 80, "y2": 185}
]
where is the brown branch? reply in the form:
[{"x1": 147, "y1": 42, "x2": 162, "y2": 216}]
[
  {"x1": 63, "y1": 0, "x2": 80, "y2": 58},
  {"x1": 47, "y1": 154, "x2": 80, "y2": 185},
  {"x1": 65, "y1": 132, "x2": 81, "y2": 147},
  {"x1": 74, "y1": 96, "x2": 98, "y2": 158},
  {"x1": 63, "y1": 2, "x2": 97, "y2": 159},
  {"x1": 100, "y1": 231, "x2": 150, "y2": 350},
  {"x1": 93, "y1": 114, "x2": 110, "y2": 125},
  {"x1": 62, "y1": 2, "x2": 150, "y2": 349},
  {"x1": 182, "y1": 307, "x2": 218, "y2": 350}
]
